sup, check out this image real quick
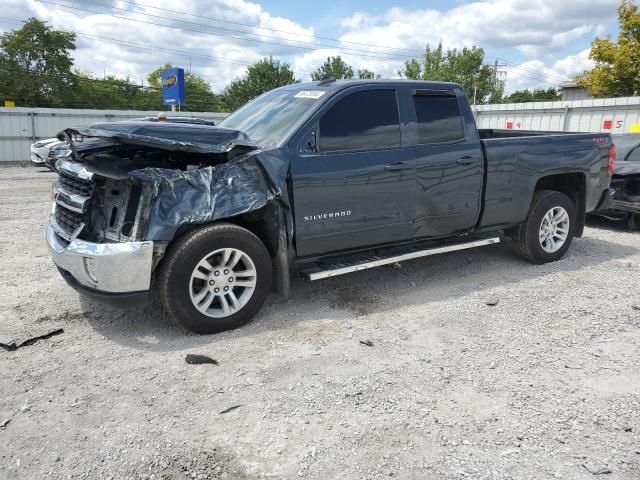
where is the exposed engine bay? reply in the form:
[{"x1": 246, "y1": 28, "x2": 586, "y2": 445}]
[{"x1": 50, "y1": 121, "x2": 290, "y2": 250}]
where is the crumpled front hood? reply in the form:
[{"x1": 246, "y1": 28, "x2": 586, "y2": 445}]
[
  {"x1": 60, "y1": 121, "x2": 257, "y2": 155},
  {"x1": 614, "y1": 161, "x2": 640, "y2": 176}
]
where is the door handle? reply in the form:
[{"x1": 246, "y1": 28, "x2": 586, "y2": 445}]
[
  {"x1": 384, "y1": 162, "x2": 412, "y2": 171},
  {"x1": 456, "y1": 156, "x2": 478, "y2": 165}
]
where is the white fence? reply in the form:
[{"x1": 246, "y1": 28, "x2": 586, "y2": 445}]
[
  {"x1": 2, "y1": 97, "x2": 640, "y2": 163},
  {"x1": 0, "y1": 107, "x2": 228, "y2": 163},
  {"x1": 474, "y1": 96, "x2": 640, "y2": 134}
]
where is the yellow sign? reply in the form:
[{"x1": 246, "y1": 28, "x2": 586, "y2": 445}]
[
  {"x1": 629, "y1": 124, "x2": 640, "y2": 133},
  {"x1": 4, "y1": 100, "x2": 15, "y2": 108}
]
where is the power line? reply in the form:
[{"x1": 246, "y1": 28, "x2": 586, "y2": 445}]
[
  {"x1": 0, "y1": 17, "x2": 313, "y2": 78},
  {"x1": 102, "y1": 0, "x2": 427, "y2": 55},
  {"x1": 0, "y1": 16, "x2": 571, "y2": 92},
  {"x1": 498, "y1": 59, "x2": 567, "y2": 85},
  {"x1": 37, "y1": 0, "x2": 420, "y2": 61}
]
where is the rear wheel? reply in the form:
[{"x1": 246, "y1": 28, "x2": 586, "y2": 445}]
[
  {"x1": 158, "y1": 223, "x2": 272, "y2": 334},
  {"x1": 511, "y1": 190, "x2": 576, "y2": 264}
]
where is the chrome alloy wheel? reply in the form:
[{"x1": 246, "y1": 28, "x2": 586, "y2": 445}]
[
  {"x1": 539, "y1": 206, "x2": 570, "y2": 253},
  {"x1": 189, "y1": 248, "x2": 257, "y2": 318}
]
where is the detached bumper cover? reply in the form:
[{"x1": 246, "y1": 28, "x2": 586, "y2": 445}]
[{"x1": 46, "y1": 223, "x2": 154, "y2": 293}]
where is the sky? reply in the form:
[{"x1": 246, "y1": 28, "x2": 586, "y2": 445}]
[{"x1": 0, "y1": 0, "x2": 623, "y2": 95}]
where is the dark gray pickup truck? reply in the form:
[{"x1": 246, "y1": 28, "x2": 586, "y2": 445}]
[{"x1": 46, "y1": 80, "x2": 615, "y2": 333}]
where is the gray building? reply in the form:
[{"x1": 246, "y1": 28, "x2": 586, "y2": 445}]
[{"x1": 559, "y1": 81, "x2": 593, "y2": 101}]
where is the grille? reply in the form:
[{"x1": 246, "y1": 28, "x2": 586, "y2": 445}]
[
  {"x1": 54, "y1": 206, "x2": 84, "y2": 236},
  {"x1": 58, "y1": 171, "x2": 94, "y2": 197}
]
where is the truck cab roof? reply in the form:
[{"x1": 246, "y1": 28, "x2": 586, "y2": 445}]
[{"x1": 276, "y1": 79, "x2": 462, "y2": 94}]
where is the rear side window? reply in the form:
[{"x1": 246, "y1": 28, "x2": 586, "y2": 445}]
[
  {"x1": 413, "y1": 93, "x2": 465, "y2": 144},
  {"x1": 319, "y1": 89, "x2": 400, "y2": 152}
]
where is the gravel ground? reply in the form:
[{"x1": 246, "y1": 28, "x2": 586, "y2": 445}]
[{"x1": 0, "y1": 166, "x2": 639, "y2": 480}]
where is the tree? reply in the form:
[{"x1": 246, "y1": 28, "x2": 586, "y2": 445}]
[
  {"x1": 73, "y1": 72, "x2": 161, "y2": 110},
  {"x1": 311, "y1": 56, "x2": 354, "y2": 80},
  {"x1": 399, "y1": 43, "x2": 503, "y2": 104},
  {"x1": 502, "y1": 88, "x2": 561, "y2": 103},
  {"x1": 147, "y1": 63, "x2": 224, "y2": 112},
  {"x1": 0, "y1": 18, "x2": 76, "y2": 107},
  {"x1": 357, "y1": 69, "x2": 380, "y2": 79},
  {"x1": 576, "y1": 0, "x2": 640, "y2": 97},
  {"x1": 223, "y1": 57, "x2": 297, "y2": 111}
]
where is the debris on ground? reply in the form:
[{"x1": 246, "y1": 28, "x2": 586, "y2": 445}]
[
  {"x1": 0, "y1": 418, "x2": 10, "y2": 429},
  {"x1": 2, "y1": 168, "x2": 640, "y2": 479},
  {"x1": 185, "y1": 354, "x2": 219, "y2": 365},
  {"x1": 486, "y1": 298, "x2": 500, "y2": 306},
  {"x1": 582, "y1": 464, "x2": 613, "y2": 475},
  {"x1": 0, "y1": 328, "x2": 64, "y2": 351},
  {"x1": 219, "y1": 405, "x2": 242, "y2": 414},
  {"x1": 359, "y1": 340, "x2": 374, "y2": 347}
]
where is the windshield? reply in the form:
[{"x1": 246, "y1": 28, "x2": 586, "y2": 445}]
[{"x1": 218, "y1": 89, "x2": 325, "y2": 146}]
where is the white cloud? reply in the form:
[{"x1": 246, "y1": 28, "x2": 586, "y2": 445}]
[
  {"x1": 552, "y1": 48, "x2": 595, "y2": 79},
  {"x1": 504, "y1": 49, "x2": 594, "y2": 93},
  {"x1": 338, "y1": 0, "x2": 617, "y2": 55},
  {"x1": 0, "y1": 0, "x2": 615, "y2": 98}
]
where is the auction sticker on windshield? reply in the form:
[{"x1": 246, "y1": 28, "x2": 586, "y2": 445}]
[{"x1": 294, "y1": 91, "x2": 325, "y2": 99}]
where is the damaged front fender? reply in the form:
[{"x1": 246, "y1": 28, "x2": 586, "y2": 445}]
[{"x1": 130, "y1": 150, "x2": 291, "y2": 242}]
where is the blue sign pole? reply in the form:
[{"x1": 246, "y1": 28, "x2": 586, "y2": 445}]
[{"x1": 161, "y1": 68, "x2": 185, "y2": 108}]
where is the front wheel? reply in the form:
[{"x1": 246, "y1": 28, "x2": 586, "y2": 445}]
[
  {"x1": 157, "y1": 223, "x2": 272, "y2": 334},
  {"x1": 511, "y1": 190, "x2": 576, "y2": 264}
]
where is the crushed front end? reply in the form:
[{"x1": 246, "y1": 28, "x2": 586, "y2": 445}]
[
  {"x1": 45, "y1": 121, "x2": 287, "y2": 307},
  {"x1": 47, "y1": 158, "x2": 156, "y2": 306}
]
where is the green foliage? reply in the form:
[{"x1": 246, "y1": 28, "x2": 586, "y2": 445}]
[
  {"x1": 502, "y1": 88, "x2": 561, "y2": 103},
  {"x1": 577, "y1": 0, "x2": 640, "y2": 97},
  {"x1": 399, "y1": 43, "x2": 503, "y2": 104},
  {"x1": 357, "y1": 69, "x2": 380, "y2": 79},
  {"x1": 73, "y1": 71, "x2": 160, "y2": 110},
  {"x1": 311, "y1": 56, "x2": 354, "y2": 80},
  {"x1": 223, "y1": 57, "x2": 298, "y2": 111},
  {"x1": 0, "y1": 18, "x2": 76, "y2": 107}
]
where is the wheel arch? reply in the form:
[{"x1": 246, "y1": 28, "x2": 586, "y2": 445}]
[
  {"x1": 533, "y1": 172, "x2": 587, "y2": 237},
  {"x1": 166, "y1": 203, "x2": 291, "y2": 299}
]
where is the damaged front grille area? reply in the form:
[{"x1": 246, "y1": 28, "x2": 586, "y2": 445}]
[
  {"x1": 58, "y1": 170, "x2": 94, "y2": 197},
  {"x1": 88, "y1": 179, "x2": 149, "y2": 242},
  {"x1": 51, "y1": 160, "x2": 95, "y2": 243},
  {"x1": 52, "y1": 165, "x2": 151, "y2": 244},
  {"x1": 54, "y1": 207, "x2": 84, "y2": 235}
]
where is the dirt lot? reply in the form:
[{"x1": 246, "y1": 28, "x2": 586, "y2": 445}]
[{"x1": 0, "y1": 166, "x2": 639, "y2": 480}]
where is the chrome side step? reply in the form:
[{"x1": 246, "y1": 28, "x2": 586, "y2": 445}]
[{"x1": 303, "y1": 237, "x2": 500, "y2": 281}]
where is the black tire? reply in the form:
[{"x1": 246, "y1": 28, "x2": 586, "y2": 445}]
[
  {"x1": 511, "y1": 190, "x2": 576, "y2": 264},
  {"x1": 157, "y1": 223, "x2": 272, "y2": 334}
]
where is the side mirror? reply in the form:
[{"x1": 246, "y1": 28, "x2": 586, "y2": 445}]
[{"x1": 299, "y1": 130, "x2": 317, "y2": 154}]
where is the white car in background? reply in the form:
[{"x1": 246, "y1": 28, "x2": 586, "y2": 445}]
[{"x1": 30, "y1": 138, "x2": 62, "y2": 167}]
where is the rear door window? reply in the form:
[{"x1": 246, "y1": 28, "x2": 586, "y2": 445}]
[
  {"x1": 412, "y1": 92, "x2": 465, "y2": 144},
  {"x1": 319, "y1": 89, "x2": 400, "y2": 152}
]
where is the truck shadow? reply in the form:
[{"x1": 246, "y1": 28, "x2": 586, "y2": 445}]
[{"x1": 81, "y1": 229, "x2": 639, "y2": 352}]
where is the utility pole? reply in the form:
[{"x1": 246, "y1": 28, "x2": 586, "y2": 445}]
[{"x1": 492, "y1": 59, "x2": 508, "y2": 100}]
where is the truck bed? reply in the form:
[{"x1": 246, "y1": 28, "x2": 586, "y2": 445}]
[
  {"x1": 479, "y1": 132, "x2": 612, "y2": 230},
  {"x1": 478, "y1": 128, "x2": 583, "y2": 139}
]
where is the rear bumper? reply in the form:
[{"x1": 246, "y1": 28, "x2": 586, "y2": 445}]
[{"x1": 46, "y1": 222, "x2": 154, "y2": 301}]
